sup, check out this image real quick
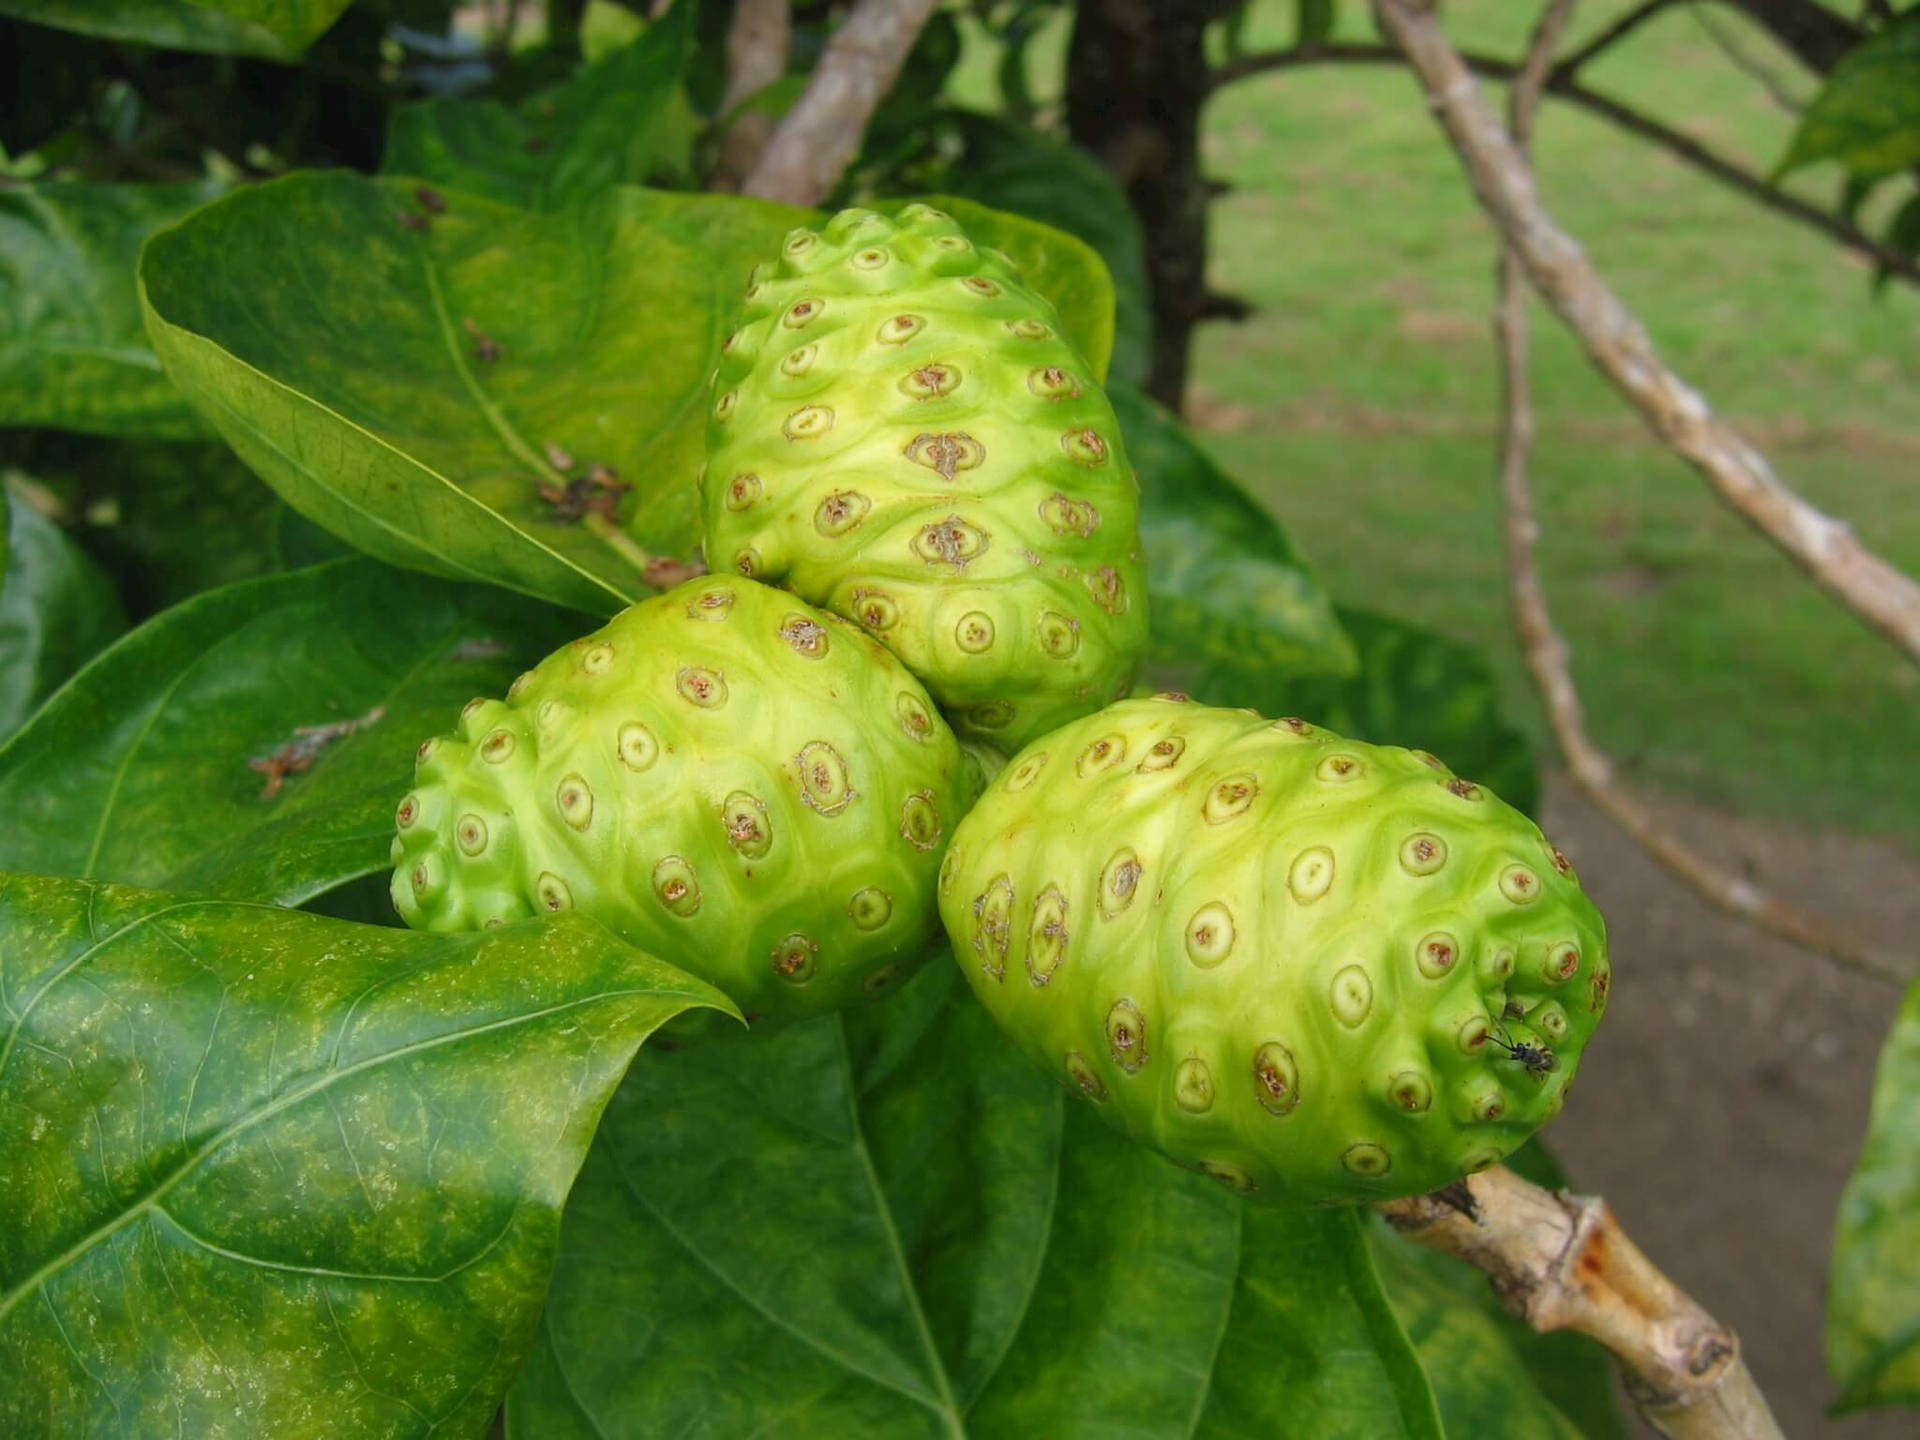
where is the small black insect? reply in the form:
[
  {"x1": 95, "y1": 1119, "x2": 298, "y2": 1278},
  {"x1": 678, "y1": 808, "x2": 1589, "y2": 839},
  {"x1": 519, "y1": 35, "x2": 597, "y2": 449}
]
[{"x1": 1488, "y1": 1024, "x2": 1558, "y2": 1076}]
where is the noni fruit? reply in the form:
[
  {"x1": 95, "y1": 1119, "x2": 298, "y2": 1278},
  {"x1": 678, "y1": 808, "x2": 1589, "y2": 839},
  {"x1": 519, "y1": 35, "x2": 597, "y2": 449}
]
[
  {"x1": 938, "y1": 696, "x2": 1608, "y2": 1204},
  {"x1": 392, "y1": 577, "x2": 976, "y2": 1023},
  {"x1": 700, "y1": 202, "x2": 1149, "y2": 753}
]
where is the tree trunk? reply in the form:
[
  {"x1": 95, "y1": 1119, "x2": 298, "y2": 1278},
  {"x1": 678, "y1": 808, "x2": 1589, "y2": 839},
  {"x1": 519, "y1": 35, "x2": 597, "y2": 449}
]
[{"x1": 1065, "y1": 0, "x2": 1237, "y2": 412}]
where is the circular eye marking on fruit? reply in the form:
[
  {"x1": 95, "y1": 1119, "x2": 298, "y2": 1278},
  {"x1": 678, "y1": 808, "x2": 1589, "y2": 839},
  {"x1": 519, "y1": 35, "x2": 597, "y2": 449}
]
[
  {"x1": 1138, "y1": 736, "x2": 1186, "y2": 773},
  {"x1": 1027, "y1": 885, "x2": 1070, "y2": 985},
  {"x1": 1253, "y1": 1042, "x2": 1301, "y2": 1116},
  {"x1": 744, "y1": 281, "x2": 767, "y2": 305},
  {"x1": 903, "y1": 431, "x2": 984, "y2": 480},
  {"x1": 1282, "y1": 846, "x2": 1334, "y2": 905},
  {"x1": 1400, "y1": 833, "x2": 1447, "y2": 875},
  {"x1": 1537, "y1": 942, "x2": 1581, "y2": 984},
  {"x1": 617, "y1": 721, "x2": 659, "y2": 771},
  {"x1": 851, "y1": 246, "x2": 890, "y2": 270},
  {"x1": 535, "y1": 699, "x2": 569, "y2": 731},
  {"x1": 1481, "y1": 947, "x2": 1516, "y2": 983},
  {"x1": 782, "y1": 229, "x2": 818, "y2": 258},
  {"x1": 910, "y1": 514, "x2": 990, "y2": 568},
  {"x1": 1061, "y1": 429, "x2": 1109, "y2": 466},
  {"x1": 1534, "y1": 1003, "x2": 1571, "y2": 1041},
  {"x1": 1388, "y1": 1070, "x2": 1433, "y2": 1114},
  {"x1": 1038, "y1": 492, "x2": 1100, "y2": 537},
  {"x1": 779, "y1": 614, "x2": 829, "y2": 657},
  {"x1": 1064, "y1": 1050, "x2": 1108, "y2": 1103},
  {"x1": 736, "y1": 550, "x2": 764, "y2": 579},
  {"x1": 556, "y1": 774, "x2": 594, "y2": 830},
  {"x1": 1470, "y1": 1088, "x2": 1507, "y2": 1123},
  {"x1": 1342, "y1": 1143, "x2": 1391, "y2": 1177},
  {"x1": 582, "y1": 643, "x2": 615, "y2": 676},
  {"x1": 415, "y1": 737, "x2": 440, "y2": 764},
  {"x1": 1005, "y1": 752, "x2": 1049, "y2": 791},
  {"x1": 1416, "y1": 932, "x2": 1459, "y2": 980},
  {"x1": 721, "y1": 791, "x2": 772, "y2": 858},
  {"x1": 1549, "y1": 845, "x2": 1576, "y2": 879},
  {"x1": 1106, "y1": 998, "x2": 1148, "y2": 1073},
  {"x1": 1098, "y1": 848, "x2": 1142, "y2": 918},
  {"x1": 1499, "y1": 864, "x2": 1542, "y2": 905},
  {"x1": 1005, "y1": 318, "x2": 1052, "y2": 341},
  {"x1": 771, "y1": 933, "x2": 818, "y2": 984},
  {"x1": 782, "y1": 298, "x2": 824, "y2": 328},
  {"x1": 896, "y1": 692, "x2": 934, "y2": 742},
  {"x1": 1027, "y1": 366, "x2": 1080, "y2": 401},
  {"x1": 725, "y1": 473, "x2": 762, "y2": 511},
  {"x1": 960, "y1": 276, "x2": 1001, "y2": 298},
  {"x1": 1457, "y1": 1014, "x2": 1492, "y2": 1053},
  {"x1": 1316, "y1": 754, "x2": 1364, "y2": 783},
  {"x1": 1203, "y1": 773, "x2": 1260, "y2": 824},
  {"x1": 795, "y1": 740, "x2": 855, "y2": 815},
  {"x1": 973, "y1": 873, "x2": 1014, "y2": 979},
  {"x1": 779, "y1": 344, "x2": 819, "y2": 378},
  {"x1": 939, "y1": 847, "x2": 961, "y2": 896},
  {"x1": 1083, "y1": 566, "x2": 1128, "y2": 615},
  {"x1": 1077, "y1": 733, "x2": 1128, "y2": 777},
  {"x1": 480, "y1": 728, "x2": 516, "y2": 763},
  {"x1": 1589, "y1": 961, "x2": 1612, "y2": 1013},
  {"x1": 1460, "y1": 1147, "x2": 1503, "y2": 1175},
  {"x1": 1200, "y1": 1160, "x2": 1256, "y2": 1194},
  {"x1": 410, "y1": 856, "x2": 439, "y2": 894},
  {"x1": 459, "y1": 697, "x2": 486, "y2": 728},
  {"x1": 1186, "y1": 902, "x2": 1236, "y2": 967},
  {"x1": 536, "y1": 871, "x2": 573, "y2": 912},
  {"x1": 955, "y1": 612, "x2": 995, "y2": 653},
  {"x1": 652, "y1": 856, "x2": 701, "y2": 916},
  {"x1": 931, "y1": 234, "x2": 972, "y2": 254},
  {"x1": 853, "y1": 589, "x2": 899, "y2": 631},
  {"x1": 901, "y1": 364, "x2": 960, "y2": 400},
  {"x1": 396, "y1": 794, "x2": 420, "y2": 830},
  {"x1": 969, "y1": 700, "x2": 1016, "y2": 731},
  {"x1": 849, "y1": 887, "x2": 893, "y2": 930},
  {"x1": 713, "y1": 390, "x2": 738, "y2": 423},
  {"x1": 1270, "y1": 716, "x2": 1318, "y2": 741},
  {"x1": 1036, "y1": 611, "x2": 1080, "y2": 658},
  {"x1": 1175, "y1": 1057, "x2": 1215, "y2": 1113},
  {"x1": 677, "y1": 667, "x2": 727, "y2": 708},
  {"x1": 1410, "y1": 749, "x2": 1448, "y2": 771},
  {"x1": 864, "y1": 964, "x2": 902, "y2": 996},
  {"x1": 877, "y1": 313, "x2": 926, "y2": 344},
  {"x1": 686, "y1": 587, "x2": 735, "y2": 622},
  {"x1": 1330, "y1": 965, "x2": 1373, "y2": 1027},
  {"x1": 1444, "y1": 777, "x2": 1485, "y2": 802},
  {"x1": 900, "y1": 791, "x2": 942, "y2": 850},
  {"x1": 783, "y1": 405, "x2": 834, "y2": 441}
]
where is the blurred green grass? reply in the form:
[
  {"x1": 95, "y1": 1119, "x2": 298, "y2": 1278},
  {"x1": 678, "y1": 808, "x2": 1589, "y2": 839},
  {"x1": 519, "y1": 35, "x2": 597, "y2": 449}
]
[{"x1": 956, "y1": 1, "x2": 1920, "y2": 846}]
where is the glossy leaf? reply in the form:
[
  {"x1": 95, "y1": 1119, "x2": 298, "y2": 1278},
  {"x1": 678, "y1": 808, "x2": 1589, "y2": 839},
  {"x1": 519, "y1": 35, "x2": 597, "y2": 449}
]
[
  {"x1": 1114, "y1": 381, "x2": 1357, "y2": 688},
  {"x1": 1827, "y1": 973, "x2": 1920, "y2": 1413},
  {"x1": 0, "y1": 557, "x2": 580, "y2": 905},
  {"x1": 0, "y1": 0, "x2": 349, "y2": 58},
  {"x1": 507, "y1": 961, "x2": 1445, "y2": 1439},
  {"x1": 1, "y1": 181, "x2": 220, "y2": 438},
  {"x1": 0, "y1": 488, "x2": 126, "y2": 742},
  {"x1": 383, "y1": 0, "x2": 697, "y2": 211},
  {"x1": 1777, "y1": 14, "x2": 1920, "y2": 181},
  {"x1": 0, "y1": 872, "x2": 731, "y2": 1438}
]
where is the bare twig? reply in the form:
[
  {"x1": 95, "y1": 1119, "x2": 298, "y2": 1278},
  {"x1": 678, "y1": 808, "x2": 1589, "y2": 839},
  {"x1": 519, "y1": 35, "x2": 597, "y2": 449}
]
[
  {"x1": 1491, "y1": 4, "x2": 1908, "y2": 984},
  {"x1": 1379, "y1": 1166, "x2": 1784, "y2": 1440},
  {"x1": 1375, "y1": 0, "x2": 1920, "y2": 667},
  {"x1": 739, "y1": 0, "x2": 940, "y2": 206},
  {"x1": 1205, "y1": 44, "x2": 1920, "y2": 288},
  {"x1": 709, "y1": 0, "x2": 792, "y2": 191}
]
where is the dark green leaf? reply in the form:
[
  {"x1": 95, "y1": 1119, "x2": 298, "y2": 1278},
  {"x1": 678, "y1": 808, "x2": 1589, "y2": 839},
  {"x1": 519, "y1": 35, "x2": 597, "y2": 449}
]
[
  {"x1": 1113, "y1": 381, "x2": 1356, "y2": 688},
  {"x1": 1828, "y1": 972, "x2": 1920, "y2": 1413},
  {"x1": 508, "y1": 961, "x2": 1445, "y2": 1439},
  {"x1": 1776, "y1": 14, "x2": 1920, "y2": 180},
  {"x1": 0, "y1": 872, "x2": 731, "y2": 1438},
  {"x1": 0, "y1": 0, "x2": 350, "y2": 58},
  {"x1": 0, "y1": 557, "x2": 580, "y2": 904},
  {"x1": 383, "y1": 0, "x2": 698, "y2": 211},
  {"x1": 1873, "y1": 192, "x2": 1920, "y2": 295},
  {"x1": 1297, "y1": 0, "x2": 1335, "y2": 49},
  {"x1": 1, "y1": 181, "x2": 221, "y2": 438},
  {"x1": 141, "y1": 172, "x2": 812, "y2": 613},
  {"x1": 0, "y1": 486, "x2": 126, "y2": 742}
]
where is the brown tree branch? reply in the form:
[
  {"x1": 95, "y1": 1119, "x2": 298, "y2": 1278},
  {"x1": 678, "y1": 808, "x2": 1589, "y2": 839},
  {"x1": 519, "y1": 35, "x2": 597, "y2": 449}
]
[
  {"x1": 1492, "y1": 6, "x2": 1910, "y2": 987},
  {"x1": 1689, "y1": 4, "x2": 1807, "y2": 113},
  {"x1": 708, "y1": 0, "x2": 792, "y2": 192},
  {"x1": 1374, "y1": 0, "x2": 1920, "y2": 669},
  {"x1": 1205, "y1": 44, "x2": 1920, "y2": 289},
  {"x1": 1551, "y1": 0, "x2": 1679, "y2": 78},
  {"x1": 739, "y1": 0, "x2": 939, "y2": 207},
  {"x1": 1379, "y1": 1166, "x2": 1784, "y2": 1440}
]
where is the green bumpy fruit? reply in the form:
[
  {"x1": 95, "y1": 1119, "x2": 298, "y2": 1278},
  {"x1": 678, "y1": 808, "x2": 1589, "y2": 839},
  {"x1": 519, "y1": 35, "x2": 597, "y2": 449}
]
[
  {"x1": 392, "y1": 577, "x2": 975, "y2": 1023},
  {"x1": 938, "y1": 696, "x2": 1609, "y2": 1204},
  {"x1": 700, "y1": 203, "x2": 1149, "y2": 754}
]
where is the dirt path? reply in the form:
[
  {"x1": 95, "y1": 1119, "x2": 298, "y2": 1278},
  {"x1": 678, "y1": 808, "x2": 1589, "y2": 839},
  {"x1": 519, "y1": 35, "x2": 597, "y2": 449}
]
[{"x1": 1539, "y1": 773, "x2": 1916, "y2": 1437}]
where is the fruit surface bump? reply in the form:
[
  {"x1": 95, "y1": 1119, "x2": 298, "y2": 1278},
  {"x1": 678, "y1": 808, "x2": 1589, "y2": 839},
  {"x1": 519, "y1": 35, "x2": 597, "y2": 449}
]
[
  {"x1": 938, "y1": 695, "x2": 1609, "y2": 1203},
  {"x1": 701, "y1": 203, "x2": 1148, "y2": 753},
  {"x1": 393, "y1": 577, "x2": 975, "y2": 1022}
]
